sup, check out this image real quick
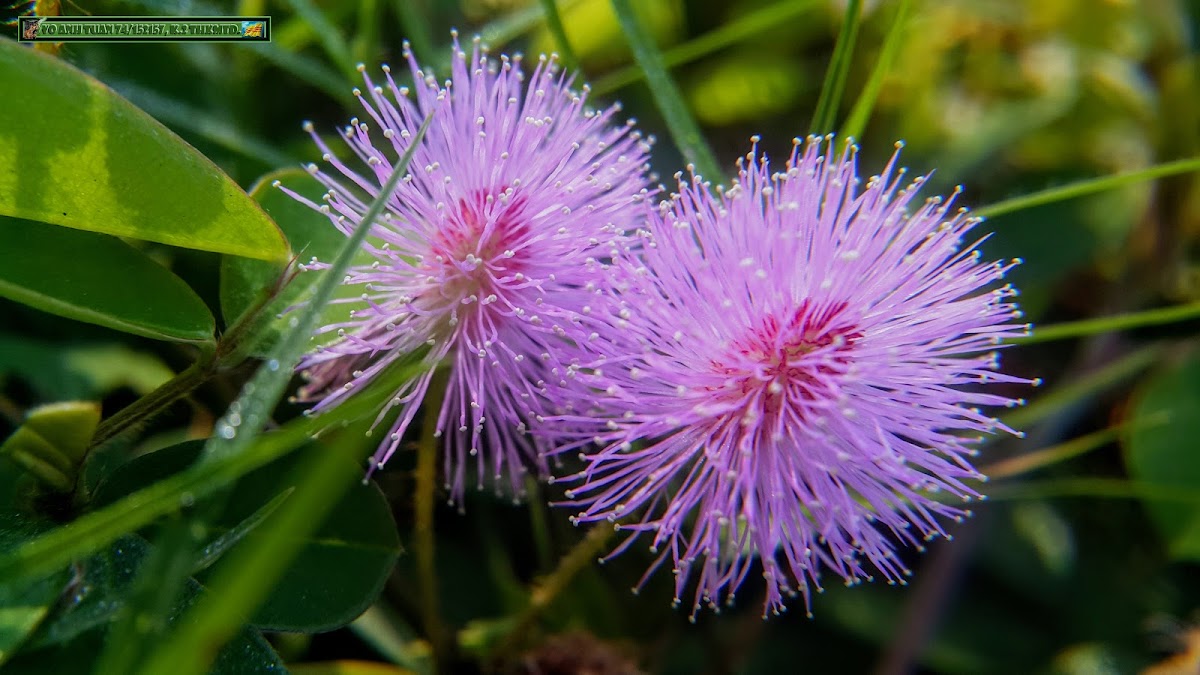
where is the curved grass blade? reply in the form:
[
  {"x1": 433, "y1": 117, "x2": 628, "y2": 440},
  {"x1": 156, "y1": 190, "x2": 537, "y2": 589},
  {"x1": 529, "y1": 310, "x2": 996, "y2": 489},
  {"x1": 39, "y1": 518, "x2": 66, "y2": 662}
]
[
  {"x1": 610, "y1": 0, "x2": 722, "y2": 181},
  {"x1": 391, "y1": 0, "x2": 434, "y2": 63},
  {"x1": 283, "y1": 0, "x2": 355, "y2": 77},
  {"x1": 809, "y1": 0, "x2": 862, "y2": 135},
  {"x1": 974, "y1": 157, "x2": 1200, "y2": 219},
  {"x1": 128, "y1": 110, "x2": 434, "y2": 675}
]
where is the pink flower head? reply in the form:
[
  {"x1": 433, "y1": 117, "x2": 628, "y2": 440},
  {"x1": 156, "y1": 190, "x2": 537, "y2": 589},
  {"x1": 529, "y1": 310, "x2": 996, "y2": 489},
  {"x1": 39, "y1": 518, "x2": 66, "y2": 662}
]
[
  {"x1": 282, "y1": 36, "x2": 652, "y2": 504},
  {"x1": 552, "y1": 137, "x2": 1036, "y2": 618}
]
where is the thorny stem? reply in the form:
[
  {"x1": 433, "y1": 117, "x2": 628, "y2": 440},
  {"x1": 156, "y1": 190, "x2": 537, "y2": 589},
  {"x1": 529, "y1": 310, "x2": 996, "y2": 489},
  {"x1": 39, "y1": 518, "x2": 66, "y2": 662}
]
[
  {"x1": 493, "y1": 524, "x2": 614, "y2": 659},
  {"x1": 416, "y1": 370, "x2": 450, "y2": 672}
]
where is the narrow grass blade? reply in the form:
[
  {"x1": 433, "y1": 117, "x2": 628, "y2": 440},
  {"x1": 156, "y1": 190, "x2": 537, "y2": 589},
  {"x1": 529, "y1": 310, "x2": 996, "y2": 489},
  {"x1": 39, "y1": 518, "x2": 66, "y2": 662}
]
[
  {"x1": 610, "y1": 0, "x2": 722, "y2": 181},
  {"x1": 135, "y1": 437, "x2": 358, "y2": 675},
  {"x1": 391, "y1": 0, "x2": 435, "y2": 64},
  {"x1": 984, "y1": 413, "x2": 1167, "y2": 480},
  {"x1": 109, "y1": 79, "x2": 296, "y2": 168},
  {"x1": 809, "y1": 0, "x2": 862, "y2": 135},
  {"x1": 1010, "y1": 301, "x2": 1200, "y2": 346},
  {"x1": 839, "y1": 0, "x2": 911, "y2": 142},
  {"x1": 538, "y1": 0, "x2": 580, "y2": 71},
  {"x1": 478, "y1": 0, "x2": 584, "y2": 48},
  {"x1": 1001, "y1": 344, "x2": 1162, "y2": 432},
  {"x1": 988, "y1": 478, "x2": 1200, "y2": 504},
  {"x1": 128, "y1": 109, "x2": 435, "y2": 675},
  {"x1": 241, "y1": 42, "x2": 355, "y2": 107},
  {"x1": 284, "y1": 0, "x2": 356, "y2": 77},
  {"x1": 592, "y1": 0, "x2": 819, "y2": 96},
  {"x1": 974, "y1": 157, "x2": 1200, "y2": 219}
]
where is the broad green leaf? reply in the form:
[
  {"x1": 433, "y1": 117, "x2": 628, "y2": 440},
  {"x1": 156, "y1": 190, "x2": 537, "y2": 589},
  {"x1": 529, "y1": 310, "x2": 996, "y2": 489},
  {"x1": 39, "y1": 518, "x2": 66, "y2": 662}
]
[
  {"x1": 93, "y1": 441, "x2": 402, "y2": 632},
  {"x1": 219, "y1": 168, "x2": 344, "y2": 355},
  {"x1": 0, "y1": 217, "x2": 215, "y2": 343},
  {"x1": 0, "y1": 353, "x2": 425, "y2": 589},
  {"x1": 0, "y1": 38, "x2": 288, "y2": 262},
  {"x1": 1123, "y1": 353, "x2": 1200, "y2": 561}
]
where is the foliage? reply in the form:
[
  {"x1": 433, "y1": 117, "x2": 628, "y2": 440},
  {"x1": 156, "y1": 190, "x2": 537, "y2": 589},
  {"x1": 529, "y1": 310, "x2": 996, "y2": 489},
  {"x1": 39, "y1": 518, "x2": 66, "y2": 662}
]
[{"x1": 0, "y1": 0, "x2": 1198, "y2": 673}]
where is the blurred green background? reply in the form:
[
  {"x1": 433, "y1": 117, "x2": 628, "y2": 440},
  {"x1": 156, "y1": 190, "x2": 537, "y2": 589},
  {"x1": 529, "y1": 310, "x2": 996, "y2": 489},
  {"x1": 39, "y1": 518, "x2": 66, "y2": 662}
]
[{"x1": 1, "y1": 0, "x2": 1199, "y2": 673}]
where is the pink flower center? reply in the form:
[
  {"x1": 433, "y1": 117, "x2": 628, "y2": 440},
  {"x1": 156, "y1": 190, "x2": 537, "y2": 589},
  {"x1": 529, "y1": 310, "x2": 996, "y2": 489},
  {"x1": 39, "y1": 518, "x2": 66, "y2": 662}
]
[
  {"x1": 417, "y1": 190, "x2": 531, "y2": 323},
  {"x1": 712, "y1": 301, "x2": 861, "y2": 415}
]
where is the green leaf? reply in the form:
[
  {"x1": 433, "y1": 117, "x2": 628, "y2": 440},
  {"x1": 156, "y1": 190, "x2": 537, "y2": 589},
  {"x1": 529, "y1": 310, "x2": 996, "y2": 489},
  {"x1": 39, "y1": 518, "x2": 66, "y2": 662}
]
[
  {"x1": 0, "y1": 39, "x2": 288, "y2": 262},
  {"x1": 591, "y1": 0, "x2": 819, "y2": 96},
  {"x1": 537, "y1": 0, "x2": 580, "y2": 70},
  {"x1": 93, "y1": 441, "x2": 401, "y2": 632},
  {"x1": 219, "y1": 169, "x2": 345, "y2": 355},
  {"x1": 1123, "y1": 352, "x2": 1200, "y2": 560},
  {"x1": 0, "y1": 354, "x2": 422, "y2": 590},
  {"x1": 0, "y1": 217, "x2": 215, "y2": 343}
]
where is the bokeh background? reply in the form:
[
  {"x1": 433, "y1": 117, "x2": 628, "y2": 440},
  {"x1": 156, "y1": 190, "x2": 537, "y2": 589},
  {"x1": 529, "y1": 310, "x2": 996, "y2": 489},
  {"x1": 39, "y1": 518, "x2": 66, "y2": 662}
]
[{"x1": 2, "y1": 0, "x2": 1200, "y2": 673}]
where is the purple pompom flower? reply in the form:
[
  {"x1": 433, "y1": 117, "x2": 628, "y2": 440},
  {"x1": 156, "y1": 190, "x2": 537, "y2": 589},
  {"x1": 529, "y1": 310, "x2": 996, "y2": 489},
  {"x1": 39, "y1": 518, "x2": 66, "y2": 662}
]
[
  {"x1": 282, "y1": 36, "x2": 652, "y2": 503},
  {"x1": 551, "y1": 136, "x2": 1036, "y2": 617}
]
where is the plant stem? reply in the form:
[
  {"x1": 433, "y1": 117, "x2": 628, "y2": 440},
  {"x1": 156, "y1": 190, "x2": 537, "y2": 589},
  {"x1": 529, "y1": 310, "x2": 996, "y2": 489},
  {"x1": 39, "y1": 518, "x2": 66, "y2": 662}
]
[
  {"x1": 493, "y1": 524, "x2": 613, "y2": 658},
  {"x1": 89, "y1": 359, "x2": 212, "y2": 449},
  {"x1": 415, "y1": 370, "x2": 450, "y2": 671}
]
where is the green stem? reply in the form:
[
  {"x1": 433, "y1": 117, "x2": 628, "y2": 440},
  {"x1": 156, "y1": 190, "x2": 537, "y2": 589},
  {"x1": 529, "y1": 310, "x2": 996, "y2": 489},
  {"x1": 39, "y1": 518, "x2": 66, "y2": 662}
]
[
  {"x1": 1011, "y1": 301, "x2": 1200, "y2": 345},
  {"x1": 974, "y1": 157, "x2": 1200, "y2": 219},
  {"x1": 493, "y1": 524, "x2": 613, "y2": 658},
  {"x1": 610, "y1": 0, "x2": 722, "y2": 182},
  {"x1": 415, "y1": 370, "x2": 450, "y2": 671},
  {"x1": 809, "y1": 0, "x2": 862, "y2": 135},
  {"x1": 89, "y1": 359, "x2": 212, "y2": 449}
]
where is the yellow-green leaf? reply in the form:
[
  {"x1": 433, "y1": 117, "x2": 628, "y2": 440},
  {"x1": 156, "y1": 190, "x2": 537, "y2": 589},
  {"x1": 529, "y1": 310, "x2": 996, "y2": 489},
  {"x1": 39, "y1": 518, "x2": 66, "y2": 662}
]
[{"x1": 0, "y1": 39, "x2": 288, "y2": 262}]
